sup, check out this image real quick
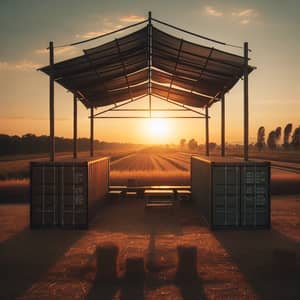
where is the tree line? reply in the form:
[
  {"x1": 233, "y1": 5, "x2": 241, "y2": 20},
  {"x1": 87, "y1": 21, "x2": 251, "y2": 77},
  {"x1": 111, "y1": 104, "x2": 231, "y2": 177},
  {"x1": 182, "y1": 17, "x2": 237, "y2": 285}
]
[
  {"x1": 0, "y1": 134, "x2": 138, "y2": 156},
  {"x1": 256, "y1": 123, "x2": 300, "y2": 150},
  {"x1": 179, "y1": 138, "x2": 217, "y2": 151}
]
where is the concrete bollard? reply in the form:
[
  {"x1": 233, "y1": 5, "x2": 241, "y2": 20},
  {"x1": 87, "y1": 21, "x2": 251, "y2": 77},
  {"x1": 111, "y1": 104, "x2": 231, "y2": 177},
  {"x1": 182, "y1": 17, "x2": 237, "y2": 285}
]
[
  {"x1": 125, "y1": 257, "x2": 145, "y2": 282},
  {"x1": 96, "y1": 244, "x2": 119, "y2": 282},
  {"x1": 176, "y1": 246, "x2": 198, "y2": 282}
]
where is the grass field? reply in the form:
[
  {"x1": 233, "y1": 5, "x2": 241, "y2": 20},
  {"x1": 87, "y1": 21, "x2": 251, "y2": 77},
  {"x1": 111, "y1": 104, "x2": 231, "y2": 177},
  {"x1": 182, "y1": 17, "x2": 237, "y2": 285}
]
[
  {"x1": 0, "y1": 195, "x2": 299, "y2": 299},
  {"x1": 0, "y1": 149, "x2": 137, "y2": 180},
  {"x1": 110, "y1": 151, "x2": 190, "y2": 185},
  {"x1": 0, "y1": 147, "x2": 300, "y2": 202},
  {"x1": 0, "y1": 146, "x2": 299, "y2": 180},
  {"x1": 0, "y1": 148, "x2": 299, "y2": 299}
]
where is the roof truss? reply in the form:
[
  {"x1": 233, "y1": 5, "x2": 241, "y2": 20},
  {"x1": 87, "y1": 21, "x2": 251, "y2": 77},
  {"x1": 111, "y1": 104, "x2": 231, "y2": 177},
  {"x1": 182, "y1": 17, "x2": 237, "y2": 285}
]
[{"x1": 39, "y1": 16, "x2": 254, "y2": 110}]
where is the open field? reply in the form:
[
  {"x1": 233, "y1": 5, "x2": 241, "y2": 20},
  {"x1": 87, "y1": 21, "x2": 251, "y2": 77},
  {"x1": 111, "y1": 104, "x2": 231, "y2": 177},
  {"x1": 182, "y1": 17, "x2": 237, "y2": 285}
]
[
  {"x1": 110, "y1": 151, "x2": 190, "y2": 186},
  {"x1": 0, "y1": 195, "x2": 299, "y2": 299},
  {"x1": 0, "y1": 149, "x2": 137, "y2": 180},
  {"x1": 0, "y1": 149, "x2": 299, "y2": 299},
  {"x1": 225, "y1": 148, "x2": 300, "y2": 164},
  {"x1": 1, "y1": 149, "x2": 300, "y2": 202},
  {"x1": 1, "y1": 147, "x2": 299, "y2": 180}
]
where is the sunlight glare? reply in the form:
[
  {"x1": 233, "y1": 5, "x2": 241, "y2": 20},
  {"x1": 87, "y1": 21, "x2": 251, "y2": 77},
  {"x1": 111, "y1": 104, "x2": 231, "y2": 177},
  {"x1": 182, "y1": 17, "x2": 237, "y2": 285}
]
[{"x1": 148, "y1": 118, "x2": 169, "y2": 138}]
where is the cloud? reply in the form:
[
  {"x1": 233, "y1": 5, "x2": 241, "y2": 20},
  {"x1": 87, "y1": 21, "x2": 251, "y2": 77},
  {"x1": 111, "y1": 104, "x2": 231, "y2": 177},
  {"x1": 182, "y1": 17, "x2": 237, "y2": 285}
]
[
  {"x1": 76, "y1": 14, "x2": 145, "y2": 40},
  {"x1": 35, "y1": 46, "x2": 79, "y2": 57},
  {"x1": 120, "y1": 15, "x2": 145, "y2": 23},
  {"x1": 205, "y1": 6, "x2": 224, "y2": 17},
  {"x1": 76, "y1": 29, "x2": 120, "y2": 39},
  {"x1": 232, "y1": 9, "x2": 256, "y2": 18},
  {"x1": 0, "y1": 60, "x2": 41, "y2": 71},
  {"x1": 241, "y1": 19, "x2": 250, "y2": 25},
  {"x1": 232, "y1": 8, "x2": 258, "y2": 25},
  {"x1": 203, "y1": 5, "x2": 259, "y2": 25},
  {"x1": 76, "y1": 31, "x2": 104, "y2": 39}
]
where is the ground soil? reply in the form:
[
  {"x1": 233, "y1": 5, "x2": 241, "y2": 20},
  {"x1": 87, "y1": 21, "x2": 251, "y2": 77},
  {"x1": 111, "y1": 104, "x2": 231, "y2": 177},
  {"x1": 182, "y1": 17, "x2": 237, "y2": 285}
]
[
  {"x1": 1, "y1": 167, "x2": 299, "y2": 203},
  {"x1": 0, "y1": 194, "x2": 299, "y2": 300},
  {"x1": 0, "y1": 153, "x2": 299, "y2": 299}
]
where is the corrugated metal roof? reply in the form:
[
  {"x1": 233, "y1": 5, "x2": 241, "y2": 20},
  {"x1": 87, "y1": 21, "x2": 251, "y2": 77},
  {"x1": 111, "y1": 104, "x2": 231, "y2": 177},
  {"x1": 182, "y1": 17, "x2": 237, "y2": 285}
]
[{"x1": 39, "y1": 24, "x2": 254, "y2": 108}]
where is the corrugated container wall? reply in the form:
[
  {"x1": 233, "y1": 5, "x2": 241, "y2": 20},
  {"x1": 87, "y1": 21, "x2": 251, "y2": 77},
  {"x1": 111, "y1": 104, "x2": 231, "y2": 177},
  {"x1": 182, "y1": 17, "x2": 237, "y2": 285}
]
[
  {"x1": 30, "y1": 157, "x2": 109, "y2": 229},
  {"x1": 191, "y1": 156, "x2": 270, "y2": 229}
]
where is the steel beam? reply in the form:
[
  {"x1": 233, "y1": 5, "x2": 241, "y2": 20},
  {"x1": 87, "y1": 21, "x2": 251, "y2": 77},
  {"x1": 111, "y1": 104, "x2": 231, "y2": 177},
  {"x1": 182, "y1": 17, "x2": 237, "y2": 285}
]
[
  {"x1": 166, "y1": 39, "x2": 183, "y2": 101},
  {"x1": 244, "y1": 42, "x2": 249, "y2": 161},
  {"x1": 191, "y1": 47, "x2": 213, "y2": 93},
  {"x1": 148, "y1": 11, "x2": 152, "y2": 117},
  {"x1": 221, "y1": 93, "x2": 225, "y2": 156},
  {"x1": 154, "y1": 94, "x2": 207, "y2": 117},
  {"x1": 115, "y1": 39, "x2": 134, "y2": 102},
  {"x1": 73, "y1": 94, "x2": 77, "y2": 159},
  {"x1": 90, "y1": 107, "x2": 94, "y2": 157},
  {"x1": 49, "y1": 41, "x2": 55, "y2": 161},
  {"x1": 109, "y1": 109, "x2": 192, "y2": 112},
  {"x1": 92, "y1": 95, "x2": 146, "y2": 117},
  {"x1": 93, "y1": 116, "x2": 205, "y2": 119},
  {"x1": 205, "y1": 106, "x2": 209, "y2": 156}
]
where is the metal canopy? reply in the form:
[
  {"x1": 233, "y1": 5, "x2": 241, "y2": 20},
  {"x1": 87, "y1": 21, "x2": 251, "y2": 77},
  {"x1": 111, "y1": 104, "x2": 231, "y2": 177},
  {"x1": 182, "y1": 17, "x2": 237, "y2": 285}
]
[
  {"x1": 40, "y1": 22, "x2": 254, "y2": 109},
  {"x1": 42, "y1": 12, "x2": 254, "y2": 162}
]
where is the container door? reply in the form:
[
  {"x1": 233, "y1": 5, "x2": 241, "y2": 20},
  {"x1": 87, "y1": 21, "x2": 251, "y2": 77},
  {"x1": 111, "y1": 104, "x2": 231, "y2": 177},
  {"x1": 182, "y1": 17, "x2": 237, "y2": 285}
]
[
  {"x1": 241, "y1": 165, "x2": 269, "y2": 227},
  {"x1": 59, "y1": 165, "x2": 88, "y2": 228},
  {"x1": 31, "y1": 165, "x2": 59, "y2": 227},
  {"x1": 212, "y1": 165, "x2": 240, "y2": 227}
]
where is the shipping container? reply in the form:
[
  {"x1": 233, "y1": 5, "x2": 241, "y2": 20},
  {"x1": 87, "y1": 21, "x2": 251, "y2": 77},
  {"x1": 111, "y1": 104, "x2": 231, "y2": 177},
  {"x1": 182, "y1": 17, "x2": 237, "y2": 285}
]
[
  {"x1": 30, "y1": 157, "x2": 110, "y2": 229},
  {"x1": 191, "y1": 156, "x2": 270, "y2": 229}
]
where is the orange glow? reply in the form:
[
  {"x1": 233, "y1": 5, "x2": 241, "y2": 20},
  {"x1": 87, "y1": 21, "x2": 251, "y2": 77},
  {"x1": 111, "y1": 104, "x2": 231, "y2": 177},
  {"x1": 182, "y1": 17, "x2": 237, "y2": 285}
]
[{"x1": 148, "y1": 118, "x2": 169, "y2": 139}]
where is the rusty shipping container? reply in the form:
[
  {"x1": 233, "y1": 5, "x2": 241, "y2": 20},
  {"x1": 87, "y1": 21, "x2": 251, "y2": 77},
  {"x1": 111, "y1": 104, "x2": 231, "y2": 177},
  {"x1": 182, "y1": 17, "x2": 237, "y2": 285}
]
[
  {"x1": 30, "y1": 157, "x2": 110, "y2": 229},
  {"x1": 191, "y1": 156, "x2": 270, "y2": 229}
]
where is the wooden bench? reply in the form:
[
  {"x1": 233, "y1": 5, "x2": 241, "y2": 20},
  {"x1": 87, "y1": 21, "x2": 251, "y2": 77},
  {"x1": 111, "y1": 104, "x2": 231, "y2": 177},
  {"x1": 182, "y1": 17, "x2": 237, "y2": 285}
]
[
  {"x1": 108, "y1": 190, "x2": 123, "y2": 200},
  {"x1": 144, "y1": 189, "x2": 175, "y2": 209},
  {"x1": 176, "y1": 189, "x2": 192, "y2": 204}
]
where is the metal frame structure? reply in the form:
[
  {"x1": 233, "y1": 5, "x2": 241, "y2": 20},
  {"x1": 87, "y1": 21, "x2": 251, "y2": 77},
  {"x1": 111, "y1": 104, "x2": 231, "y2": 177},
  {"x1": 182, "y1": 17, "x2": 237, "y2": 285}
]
[{"x1": 45, "y1": 11, "x2": 251, "y2": 161}]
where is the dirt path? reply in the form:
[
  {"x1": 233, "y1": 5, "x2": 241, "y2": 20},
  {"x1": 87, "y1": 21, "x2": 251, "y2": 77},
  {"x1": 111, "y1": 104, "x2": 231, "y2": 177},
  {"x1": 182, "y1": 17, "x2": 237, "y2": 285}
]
[{"x1": 0, "y1": 195, "x2": 299, "y2": 299}]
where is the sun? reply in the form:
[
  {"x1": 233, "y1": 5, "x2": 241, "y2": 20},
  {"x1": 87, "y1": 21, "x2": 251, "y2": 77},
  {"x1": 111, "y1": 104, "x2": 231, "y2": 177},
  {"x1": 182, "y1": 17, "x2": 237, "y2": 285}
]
[{"x1": 148, "y1": 118, "x2": 169, "y2": 138}]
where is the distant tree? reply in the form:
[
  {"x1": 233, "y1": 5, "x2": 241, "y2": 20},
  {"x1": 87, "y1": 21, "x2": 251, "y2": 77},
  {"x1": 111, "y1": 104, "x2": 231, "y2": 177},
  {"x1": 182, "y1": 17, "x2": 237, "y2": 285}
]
[
  {"x1": 275, "y1": 127, "x2": 282, "y2": 145},
  {"x1": 267, "y1": 131, "x2": 277, "y2": 150},
  {"x1": 291, "y1": 126, "x2": 300, "y2": 149},
  {"x1": 180, "y1": 138, "x2": 186, "y2": 149},
  {"x1": 255, "y1": 126, "x2": 265, "y2": 151},
  {"x1": 188, "y1": 138, "x2": 198, "y2": 151},
  {"x1": 209, "y1": 142, "x2": 217, "y2": 151},
  {"x1": 267, "y1": 127, "x2": 282, "y2": 150},
  {"x1": 283, "y1": 123, "x2": 292, "y2": 149},
  {"x1": 0, "y1": 134, "x2": 141, "y2": 156}
]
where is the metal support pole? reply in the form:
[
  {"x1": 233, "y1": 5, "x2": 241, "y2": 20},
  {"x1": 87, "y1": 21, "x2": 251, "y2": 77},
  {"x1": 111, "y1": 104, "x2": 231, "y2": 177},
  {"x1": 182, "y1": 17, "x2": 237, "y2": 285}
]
[
  {"x1": 73, "y1": 94, "x2": 77, "y2": 159},
  {"x1": 221, "y1": 93, "x2": 225, "y2": 156},
  {"x1": 49, "y1": 41, "x2": 55, "y2": 161},
  {"x1": 244, "y1": 42, "x2": 249, "y2": 161},
  {"x1": 205, "y1": 106, "x2": 209, "y2": 156},
  {"x1": 148, "y1": 11, "x2": 152, "y2": 118},
  {"x1": 90, "y1": 107, "x2": 94, "y2": 157}
]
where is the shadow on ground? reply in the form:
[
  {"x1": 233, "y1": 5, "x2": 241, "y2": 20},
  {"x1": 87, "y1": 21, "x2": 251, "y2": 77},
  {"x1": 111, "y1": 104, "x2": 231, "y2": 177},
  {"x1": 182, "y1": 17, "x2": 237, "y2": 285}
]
[
  {"x1": 1, "y1": 196, "x2": 299, "y2": 299},
  {"x1": 86, "y1": 243, "x2": 206, "y2": 300},
  {"x1": 0, "y1": 225, "x2": 85, "y2": 299},
  {"x1": 214, "y1": 228, "x2": 300, "y2": 300}
]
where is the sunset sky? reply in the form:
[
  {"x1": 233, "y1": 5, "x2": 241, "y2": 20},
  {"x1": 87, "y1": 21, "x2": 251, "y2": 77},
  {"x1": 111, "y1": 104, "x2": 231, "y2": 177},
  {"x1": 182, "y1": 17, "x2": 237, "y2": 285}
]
[{"x1": 0, "y1": 0, "x2": 299, "y2": 145}]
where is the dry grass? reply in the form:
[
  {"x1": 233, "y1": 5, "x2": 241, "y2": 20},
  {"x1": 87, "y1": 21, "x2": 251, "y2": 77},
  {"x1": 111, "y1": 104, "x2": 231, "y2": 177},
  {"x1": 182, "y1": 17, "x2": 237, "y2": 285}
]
[
  {"x1": 110, "y1": 170, "x2": 190, "y2": 186},
  {"x1": 0, "y1": 150, "x2": 134, "y2": 180},
  {"x1": 271, "y1": 169, "x2": 300, "y2": 195},
  {"x1": 226, "y1": 148, "x2": 300, "y2": 163},
  {"x1": 0, "y1": 179, "x2": 29, "y2": 187},
  {"x1": 3, "y1": 196, "x2": 299, "y2": 299},
  {"x1": 0, "y1": 179, "x2": 29, "y2": 202}
]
